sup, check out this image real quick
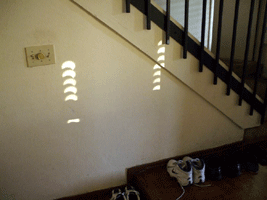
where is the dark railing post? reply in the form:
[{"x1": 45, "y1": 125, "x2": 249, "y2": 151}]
[
  {"x1": 146, "y1": 0, "x2": 151, "y2": 30},
  {"x1": 199, "y1": 0, "x2": 207, "y2": 72},
  {"x1": 262, "y1": 94, "x2": 267, "y2": 124},
  {"x1": 126, "y1": 0, "x2": 130, "y2": 13},
  {"x1": 166, "y1": 0, "x2": 170, "y2": 44},
  {"x1": 226, "y1": 0, "x2": 240, "y2": 95},
  {"x1": 251, "y1": 1, "x2": 267, "y2": 116},
  {"x1": 214, "y1": 0, "x2": 224, "y2": 85},
  {"x1": 183, "y1": 0, "x2": 189, "y2": 59},
  {"x1": 239, "y1": 0, "x2": 255, "y2": 106},
  {"x1": 252, "y1": 0, "x2": 262, "y2": 61}
]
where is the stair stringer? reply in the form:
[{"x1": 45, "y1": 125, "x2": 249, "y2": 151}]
[{"x1": 73, "y1": 0, "x2": 261, "y2": 129}]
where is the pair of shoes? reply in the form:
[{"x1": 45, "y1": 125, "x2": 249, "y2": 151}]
[
  {"x1": 110, "y1": 186, "x2": 140, "y2": 200},
  {"x1": 183, "y1": 156, "x2": 206, "y2": 185},
  {"x1": 204, "y1": 150, "x2": 258, "y2": 180},
  {"x1": 167, "y1": 157, "x2": 206, "y2": 200},
  {"x1": 222, "y1": 150, "x2": 259, "y2": 178},
  {"x1": 167, "y1": 156, "x2": 205, "y2": 186}
]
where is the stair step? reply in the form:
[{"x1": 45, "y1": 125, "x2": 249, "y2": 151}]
[
  {"x1": 244, "y1": 120, "x2": 267, "y2": 143},
  {"x1": 221, "y1": 58, "x2": 267, "y2": 101},
  {"x1": 220, "y1": 58, "x2": 263, "y2": 79}
]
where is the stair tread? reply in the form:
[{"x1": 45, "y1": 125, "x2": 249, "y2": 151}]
[
  {"x1": 133, "y1": 163, "x2": 267, "y2": 200},
  {"x1": 220, "y1": 58, "x2": 263, "y2": 79}
]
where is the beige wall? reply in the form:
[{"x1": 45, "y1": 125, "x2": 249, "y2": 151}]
[{"x1": 0, "y1": 0, "x2": 244, "y2": 199}]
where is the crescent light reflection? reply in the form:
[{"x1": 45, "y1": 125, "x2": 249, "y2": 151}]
[{"x1": 61, "y1": 61, "x2": 76, "y2": 70}]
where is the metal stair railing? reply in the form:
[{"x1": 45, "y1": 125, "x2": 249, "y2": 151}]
[{"x1": 125, "y1": 0, "x2": 267, "y2": 124}]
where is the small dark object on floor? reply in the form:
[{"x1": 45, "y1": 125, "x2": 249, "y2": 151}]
[
  {"x1": 240, "y1": 151, "x2": 259, "y2": 173},
  {"x1": 204, "y1": 155, "x2": 222, "y2": 181},
  {"x1": 222, "y1": 151, "x2": 241, "y2": 178},
  {"x1": 248, "y1": 145, "x2": 267, "y2": 165}
]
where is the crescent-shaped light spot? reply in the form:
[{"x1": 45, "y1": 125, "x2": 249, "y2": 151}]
[
  {"x1": 62, "y1": 70, "x2": 76, "y2": 78},
  {"x1": 65, "y1": 94, "x2": 78, "y2": 101},
  {"x1": 153, "y1": 78, "x2": 161, "y2": 84},
  {"x1": 153, "y1": 71, "x2": 161, "y2": 76},
  {"x1": 61, "y1": 61, "x2": 76, "y2": 70},
  {"x1": 157, "y1": 47, "x2": 165, "y2": 54},
  {"x1": 67, "y1": 118, "x2": 80, "y2": 124},
  {"x1": 153, "y1": 85, "x2": 161, "y2": 91},
  {"x1": 64, "y1": 86, "x2": 77, "y2": 94},
  {"x1": 153, "y1": 64, "x2": 161, "y2": 70},
  {"x1": 157, "y1": 55, "x2": 165, "y2": 62},
  {"x1": 63, "y1": 78, "x2": 76, "y2": 86}
]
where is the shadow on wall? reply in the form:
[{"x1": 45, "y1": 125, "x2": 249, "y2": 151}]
[{"x1": 62, "y1": 61, "x2": 80, "y2": 124}]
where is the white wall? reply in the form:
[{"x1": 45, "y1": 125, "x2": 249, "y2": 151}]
[{"x1": 0, "y1": 0, "x2": 244, "y2": 199}]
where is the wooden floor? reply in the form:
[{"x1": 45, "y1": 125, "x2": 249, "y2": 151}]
[{"x1": 132, "y1": 165, "x2": 267, "y2": 200}]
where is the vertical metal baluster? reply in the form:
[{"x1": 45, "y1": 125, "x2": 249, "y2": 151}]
[
  {"x1": 166, "y1": 0, "x2": 170, "y2": 44},
  {"x1": 251, "y1": 1, "x2": 267, "y2": 116},
  {"x1": 226, "y1": 0, "x2": 240, "y2": 95},
  {"x1": 146, "y1": 0, "x2": 151, "y2": 30},
  {"x1": 262, "y1": 94, "x2": 267, "y2": 124},
  {"x1": 199, "y1": 0, "x2": 207, "y2": 72},
  {"x1": 183, "y1": 0, "x2": 189, "y2": 59},
  {"x1": 126, "y1": 0, "x2": 130, "y2": 13},
  {"x1": 214, "y1": 0, "x2": 224, "y2": 85},
  {"x1": 239, "y1": 0, "x2": 255, "y2": 106},
  {"x1": 252, "y1": 0, "x2": 262, "y2": 61}
]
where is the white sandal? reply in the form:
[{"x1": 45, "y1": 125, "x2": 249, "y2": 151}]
[
  {"x1": 124, "y1": 186, "x2": 140, "y2": 200},
  {"x1": 110, "y1": 188, "x2": 126, "y2": 200}
]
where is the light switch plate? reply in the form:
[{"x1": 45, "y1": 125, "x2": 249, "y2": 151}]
[{"x1": 25, "y1": 45, "x2": 55, "y2": 67}]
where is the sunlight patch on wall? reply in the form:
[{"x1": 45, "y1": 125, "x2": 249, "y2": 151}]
[
  {"x1": 153, "y1": 40, "x2": 165, "y2": 91},
  {"x1": 62, "y1": 61, "x2": 80, "y2": 123},
  {"x1": 64, "y1": 86, "x2": 77, "y2": 94},
  {"x1": 67, "y1": 118, "x2": 80, "y2": 124},
  {"x1": 62, "y1": 70, "x2": 76, "y2": 79},
  {"x1": 65, "y1": 94, "x2": 78, "y2": 101},
  {"x1": 63, "y1": 78, "x2": 76, "y2": 86}
]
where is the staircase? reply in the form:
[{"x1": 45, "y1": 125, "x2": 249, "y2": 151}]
[
  {"x1": 127, "y1": 0, "x2": 267, "y2": 123},
  {"x1": 74, "y1": 0, "x2": 267, "y2": 128}
]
